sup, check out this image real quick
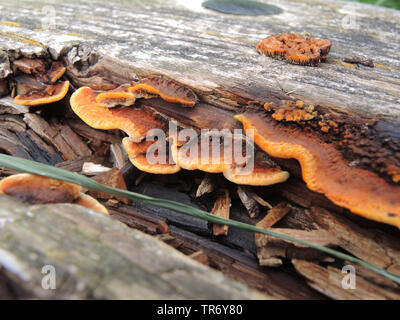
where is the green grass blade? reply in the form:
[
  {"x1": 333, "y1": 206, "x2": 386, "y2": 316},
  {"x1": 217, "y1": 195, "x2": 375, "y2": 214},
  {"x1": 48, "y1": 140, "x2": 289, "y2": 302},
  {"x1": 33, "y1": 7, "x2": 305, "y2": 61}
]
[{"x1": 1, "y1": 153, "x2": 399, "y2": 285}]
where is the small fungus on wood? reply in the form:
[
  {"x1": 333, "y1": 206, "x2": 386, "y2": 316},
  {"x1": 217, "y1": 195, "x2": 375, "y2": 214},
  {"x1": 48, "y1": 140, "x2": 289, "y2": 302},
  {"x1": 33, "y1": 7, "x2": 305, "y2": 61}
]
[
  {"x1": 95, "y1": 84, "x2": 136, "y2": 108},
  {"x1": 12, "y1": 58, "x2": 69, "y2": 106},
  {"x1": 257, "y1": 33, "x2": 332, "y2": 66},
  {"x1": 14, "y1": 80, "x2": 70, "y2": 106},
  {"x1": 0, "y1": 173, "x2": 108, "y2": 214},
  {"x1": 235, "y1": 111, "x2": 400, "y2": 228},
  {"x1": 129, "y1": 76, "x2": 197, "y2": 107},
  {"x1": 0, "y1": 173, "x2": 81, "y2": 204},
  {"x1": 70, "y1": 87, "x2": 165, "y2": 142},
  {"x1": 224, "y1": 162, "x2": 289, "y2": 186}
]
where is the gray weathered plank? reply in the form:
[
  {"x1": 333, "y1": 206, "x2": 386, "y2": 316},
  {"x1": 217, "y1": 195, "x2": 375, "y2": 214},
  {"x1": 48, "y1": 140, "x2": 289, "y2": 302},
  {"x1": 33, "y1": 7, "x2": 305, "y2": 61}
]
[
  {"x1": 0, "y1": 194, "x2": 268, "y2": 299},
  {"x1": 0, "y1": 0, "x2": 399, "y2": 122}
]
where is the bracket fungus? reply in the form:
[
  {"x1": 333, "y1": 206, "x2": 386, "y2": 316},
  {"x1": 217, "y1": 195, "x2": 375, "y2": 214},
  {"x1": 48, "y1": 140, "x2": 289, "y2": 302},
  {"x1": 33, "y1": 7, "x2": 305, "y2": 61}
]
[
  {"x1": 0, "y1": 173, "x2": 108, "y2": 214},
  {"x1": 223, "y1": 163, "x2": 289, "y2": 186},
  {"x1": 129, "y1": 76, "x2": 197, "y2": 107},
  {"x1": 235, "y1": 111, "x2": 400, "y2": 228},
  {"x1": 95, "y1": 84, "x2": 137, "y2": 108},
  {"x1": 122, "y1": 137, "x2": 181, "y2": 174},
  {"x1": 14, "y1": 80, "x2": 70, "y2": 106},
  {"x1": 12, "y1": 58, "x2": 69, "y2": 106},
  {"x1": 257, "y1": 33, "x2": 332, "y2": 66},
  {"x1": 71, "y1": 87, "x2": 165, "y2": 142},
  {"x1": 170, "y1": 131, "x2": 289, "y2": 186}
]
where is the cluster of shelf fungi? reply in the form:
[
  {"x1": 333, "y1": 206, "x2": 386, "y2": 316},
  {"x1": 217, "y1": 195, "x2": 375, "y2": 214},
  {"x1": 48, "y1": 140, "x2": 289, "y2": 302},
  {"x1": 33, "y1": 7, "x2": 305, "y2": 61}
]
[{"x1": 0, "y1": 42, "x2": 399, "y2": 300}]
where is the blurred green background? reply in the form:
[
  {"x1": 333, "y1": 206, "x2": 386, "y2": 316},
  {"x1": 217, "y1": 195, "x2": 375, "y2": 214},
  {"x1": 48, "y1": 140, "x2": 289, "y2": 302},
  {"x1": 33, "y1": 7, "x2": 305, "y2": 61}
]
[{"x1": 353, "y1": 0, "x2": 400, "y2": 9}]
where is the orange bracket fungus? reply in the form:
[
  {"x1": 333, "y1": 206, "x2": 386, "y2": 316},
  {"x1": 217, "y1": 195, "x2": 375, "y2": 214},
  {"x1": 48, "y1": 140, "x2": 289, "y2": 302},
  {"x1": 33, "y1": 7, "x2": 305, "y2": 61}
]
[
  {"x1": 223, "y1": 162, "x2": 289, "y2": 186},
  {"x1": 170, "y1": 131, "x2": 289, "y2": 186},
  {"x1": 12, "y1": 58, "x2": 69, "y2": 106},
  {"x1": 71, "y1": 86, "x2": 165, "y2": 142},
  {"x1": 122, "y1": 137, "x2": 181, "y2": 174},
  {"x1": 129, "y1": 76, "x2": 197, "y2": 107},
  {"x1": 14, "y1": 80, "x2": 70, "y2": 106},
  {"x1": 257, "y1": 33, "x2": 332, "y2": 66},
  {"x1": 0, "y1": 173, "x2": 108, "y2": 214},
  {"x1": 235, "y1": 111, "x2": 400, "y2": 228},
  {"x1": 95, "y1": 84, "x2": 137, "y2": 108}
]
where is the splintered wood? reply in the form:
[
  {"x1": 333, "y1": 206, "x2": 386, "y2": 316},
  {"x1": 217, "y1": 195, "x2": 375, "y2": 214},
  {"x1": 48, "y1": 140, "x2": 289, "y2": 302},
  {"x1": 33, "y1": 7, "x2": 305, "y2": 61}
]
[
  {"x1": 255, "y1": 206, "x2": 400, "y2": 299},
  {"x1": 211, "y1": 189, "x2": 231, "y2": 236}
]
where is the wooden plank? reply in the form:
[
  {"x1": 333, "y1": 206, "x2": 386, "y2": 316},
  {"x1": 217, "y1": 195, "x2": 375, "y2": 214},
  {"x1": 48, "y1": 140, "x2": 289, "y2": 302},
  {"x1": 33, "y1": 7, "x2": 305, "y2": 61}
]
[
  {"x1": 0, "y1": 194, "x2": 268, "y2": 299},
  {"x1": 0, "y1": 0, "x2": 399, "y2": 121},
  {"x1": 0, "y1": 0, "x2": 398, "y2": 129}
]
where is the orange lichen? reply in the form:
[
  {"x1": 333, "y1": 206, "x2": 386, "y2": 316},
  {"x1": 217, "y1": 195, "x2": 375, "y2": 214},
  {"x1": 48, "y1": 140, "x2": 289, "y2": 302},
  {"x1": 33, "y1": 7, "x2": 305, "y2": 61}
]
[
  {"x1": 129, "y1": 76, "x2": 197, "y2": 107},
  {"x1": 123, "y1": 138, "x2": 180, "y2": 174},
  {"x1": 257, "y1": 33, "x2": 332, "y2": 66},
  {"x1": 0, "y1": 173, "x2": 81, "y2": 204},
  {"x1": 74, "y1": 193, "x2": 109, "y2": 214},
  {"x1": 235, "y1": 111, "x2": 400, "y2": 228},
  {"x1": 14, "y1": 80, "x2": 70, "y2": 106},
  {"x1": 70, "y1": 87, "x2": 165, "y2": 142},
  {"x1": 263, "y1": 99, "x2": 316, "y2": 122}
]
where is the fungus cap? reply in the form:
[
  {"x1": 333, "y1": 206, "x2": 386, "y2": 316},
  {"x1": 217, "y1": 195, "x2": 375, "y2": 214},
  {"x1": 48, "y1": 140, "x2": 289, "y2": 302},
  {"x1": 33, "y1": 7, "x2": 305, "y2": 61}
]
[
  {"x1": 14, "y1": 80, "x2": 70, "y2": 106},
  {"x1": 224, "y1": 165, "x2": 289, "y2": 186},
  {"x1": 170, "y1": 134, "x2": 233, "y2": 173},
  {"x1": 122, "y1": 137, "x2": 181, "y2": 174},
  {"x1": 129, "y1": 76, "x2": 197, "y2": 107},
  {"x1": 96, "y1": 91, "x2": 136, "y2": 108},
  {"x1": 0, "y1": 173, "x2": 81, "y2": 204},
  {"x1": 257, "y1": 33, "x2": 332, "y2": 65},
  {"x1": 74, "y1": 193, "x2": 109, "y2": 214},
  {"x1": 70, "y1": 87, "x2": 165, "y2": 142}
]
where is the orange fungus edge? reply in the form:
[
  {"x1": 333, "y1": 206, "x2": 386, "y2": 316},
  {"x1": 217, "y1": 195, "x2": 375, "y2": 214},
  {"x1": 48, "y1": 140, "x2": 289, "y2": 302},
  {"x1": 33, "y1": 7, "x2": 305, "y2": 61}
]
[{"x1": 234, "y1": 113, "x2": 400, "y2": 229}]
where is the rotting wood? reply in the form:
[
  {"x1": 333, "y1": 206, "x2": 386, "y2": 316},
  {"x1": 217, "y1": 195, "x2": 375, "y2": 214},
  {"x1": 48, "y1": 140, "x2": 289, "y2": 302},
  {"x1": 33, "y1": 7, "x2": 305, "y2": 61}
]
[
  {"x1": 292, "y1": 259, "x2": 400, "y2": 300},
  {"x1": 89, "y1": 168, "x2": 131, "y2": 205},
  {"x1": 256, "y1": 202, "x2": 291, "y2": 230},
  {"x1": 107, "y1": 202, "x2": 325, "y2": 299},
  {"x1": 211, "y1": 189, "x2": 231, "y2": 236},
  {"x1": 237, "y1": 186, "x2": 260, "y2": 218},
  {"x1": 255, "y1": 228, "x2": 335, "y2": 267},
  {"x1": 195, "y1": 174, "x2": 215, "y2": 198}
]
